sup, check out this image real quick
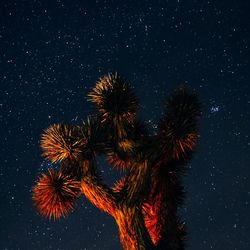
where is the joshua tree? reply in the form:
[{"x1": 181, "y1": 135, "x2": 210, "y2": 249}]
[{"x1": 32, "y1": 73, "x2": 201, "y2": 250}]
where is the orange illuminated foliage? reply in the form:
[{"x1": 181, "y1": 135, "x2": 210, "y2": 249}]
[
  {"x1": 40, "y1": 124, "x2": 85, "y2": 163},
  {"x1": 112, "y1": 177, "x2": 126, "y2": 193},
  {"x1": 173, "y1": 133, "x2": 198, "y2": 160},
  {"x1": 87, "y1": 73, "x2": 138, "y2": 124},
  {"x1": 159, "y1": 129, "x2": 199, "y2": 161},
  {"x1": 106, "y1": 150, "x2": 133, "y2": 170},
  {"x1": 32, "y1": 169, "x2": 80, "y2": 220},
  {"x1": 143, "y1": 193, "x2": 165, "y2": 245}
]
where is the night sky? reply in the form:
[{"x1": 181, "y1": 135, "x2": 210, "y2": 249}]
[{"x1": 1, "y1": 0, "x2": 250, "y2": 249}]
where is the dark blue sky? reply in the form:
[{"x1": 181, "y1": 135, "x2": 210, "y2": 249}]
[{"x1": 1, "y1": 0, "x2": 250, "y2": 249}]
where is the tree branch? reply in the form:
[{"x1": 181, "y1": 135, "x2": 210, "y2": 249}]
[
  {"x1": 121, "y1": 160, "x2": 151, "y2": 206},
  {"x1": 80, "y1": 160, "x2": 117, "y2": 215}
]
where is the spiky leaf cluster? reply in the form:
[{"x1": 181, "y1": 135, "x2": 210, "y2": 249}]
[
  {"x1": 32, "y1": 169, "x2": 80, "y2": 220},
  {"x1": 78, "y1": 117, "x2": 108, "y2": 158},
  {"x1": 157, "y1": 86, "x2": 201, "y2": 161},
  {"x1": 106, "y1": 120, "x2": 148, "y2": 170},
  {"x1": 40, "y1": 124, "x2": 85, "y2": 163},
  {"x1": 87, "y1": 73, "x2": 138, "y2": 124},
  {"x1": 106, "y1": 150, "x2": 133, "y2": 170}
]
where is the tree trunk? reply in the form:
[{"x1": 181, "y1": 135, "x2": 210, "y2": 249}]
[{"x1": 113, "y1": 206, "x2": 156, "y2": 250}]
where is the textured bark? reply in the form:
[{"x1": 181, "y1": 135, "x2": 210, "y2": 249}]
[{"x1": 114, "y1": 206, "x2": 155, "y2": 250}]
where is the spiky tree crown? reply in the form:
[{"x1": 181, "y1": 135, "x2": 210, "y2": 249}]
[
  {"x1": 87, "y1": 73, "x2": 138, "y2": 124},
  {"x1": 157, "y1": 86, "x2": 201, "y2": 162},
  {"x1": 32, "y1": 169, "x2": 80, "y2": 220},
  {"x1": 40, "y1": 124, "x2": 85, "y2": 163},
  {"x1": 32, "y1": 73, "x2": 201, "y2": 250}
]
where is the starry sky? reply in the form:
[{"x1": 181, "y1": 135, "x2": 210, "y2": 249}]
[{"x1": 1, "y1": 0, "x2": 250, "y2": 249}]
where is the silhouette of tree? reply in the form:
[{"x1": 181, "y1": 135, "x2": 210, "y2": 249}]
[{"x1": 32, "y1": 73, "x2": 201, "y2": 250}]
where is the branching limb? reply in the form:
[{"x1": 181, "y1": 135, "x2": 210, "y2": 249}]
[
  {"x1": 80, "y1": 160, "x2": 117, "y2": 215},
  {"x1": 120, "y1": 160, "x2": 151, "y2": 206}
]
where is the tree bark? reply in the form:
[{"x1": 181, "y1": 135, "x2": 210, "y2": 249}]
[{"x1": 114, "y1": 206, "x2": 156, "y2": 250}]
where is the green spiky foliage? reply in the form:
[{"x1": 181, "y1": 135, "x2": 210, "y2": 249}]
[{"x1": 32, "y1": 73, "x2": 201, "y2": 250}]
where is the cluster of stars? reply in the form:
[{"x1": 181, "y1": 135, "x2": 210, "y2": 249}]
[{"x1": 1, "y1": 0, "x2": 249, "y2": 249}]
